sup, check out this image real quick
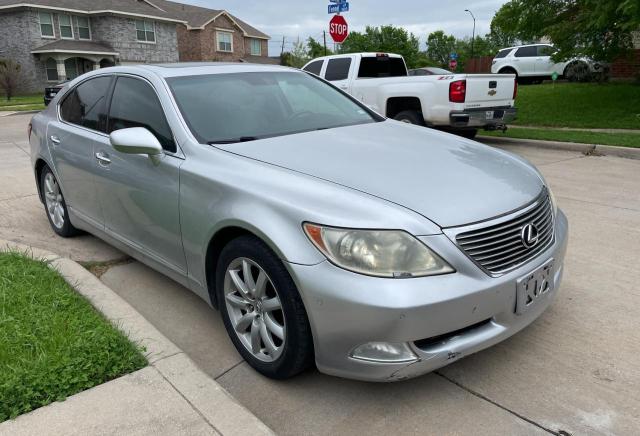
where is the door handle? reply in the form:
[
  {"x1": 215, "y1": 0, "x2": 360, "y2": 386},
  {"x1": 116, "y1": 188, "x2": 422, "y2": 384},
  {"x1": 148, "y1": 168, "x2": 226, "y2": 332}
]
[
  {"x1": 95, "y1": 151, "x2": 111, "y2": 165},
  {"x1": 50, "y1": 135, "x2": 60, "y2": 144}
]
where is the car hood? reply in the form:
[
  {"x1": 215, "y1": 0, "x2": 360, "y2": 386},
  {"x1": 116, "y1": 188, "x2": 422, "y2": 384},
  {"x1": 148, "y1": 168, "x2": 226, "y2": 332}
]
[{"x1": 217, "y1": 121, "x2": 544, "y2": 228}]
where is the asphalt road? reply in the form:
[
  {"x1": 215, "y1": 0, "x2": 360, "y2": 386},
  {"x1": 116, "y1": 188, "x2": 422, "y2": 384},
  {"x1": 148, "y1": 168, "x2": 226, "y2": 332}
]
[{"x1": 2, "y1": 113, "x2": 639, "y2": 435}]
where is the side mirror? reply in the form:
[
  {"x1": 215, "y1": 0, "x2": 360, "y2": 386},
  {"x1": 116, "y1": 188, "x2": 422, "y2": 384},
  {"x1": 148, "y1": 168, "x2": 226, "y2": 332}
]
[{"x1": 110, "y1": 127, "x2": 163, "y2": 163}]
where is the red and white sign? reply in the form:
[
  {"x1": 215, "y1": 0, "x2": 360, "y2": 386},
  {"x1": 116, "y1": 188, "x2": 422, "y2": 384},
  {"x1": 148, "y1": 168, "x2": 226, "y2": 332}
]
[
  {"x1": 449, "y1": 59, "x2": 458, "y2": 70},
  {"x1": 329, "y1": 15, "x2": 349, "y2": 43}
]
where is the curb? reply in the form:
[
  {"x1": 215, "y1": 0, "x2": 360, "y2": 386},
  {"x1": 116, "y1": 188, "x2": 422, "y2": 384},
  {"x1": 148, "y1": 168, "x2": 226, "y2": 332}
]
[
  {"x1": 0, "y1": 240, "x2": 275, "y2": 436},
  {"x1": 0, "y1": 110, "x2": 41, "y2": 117},
  {"x1": 478, "y1": 135, "x2": 640, "y2": 160}
]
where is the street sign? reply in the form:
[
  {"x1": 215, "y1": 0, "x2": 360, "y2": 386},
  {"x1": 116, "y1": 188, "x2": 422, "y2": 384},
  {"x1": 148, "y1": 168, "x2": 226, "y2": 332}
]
[
  {"x1": 329, "y1": 0, "x2": 347, "y2": 3},
  {"x1": 328, "y1": 2, "x2": 349, "y2": 13},
  {"x1": 450, "y1": 52, "x2": 458, "y2": 60},
  {"x1": 449, "y1": 59, "x2": 458, "y2": 70},
  {"x1": 329, "y1": 15, "x2": 349, "y2": 43},
  {"x1": 551, "y1": 71, "x2": 558, "y2": 81}
]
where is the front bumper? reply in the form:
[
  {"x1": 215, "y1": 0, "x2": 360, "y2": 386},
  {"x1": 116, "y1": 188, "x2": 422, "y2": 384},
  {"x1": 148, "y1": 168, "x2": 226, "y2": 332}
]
[
  {"x1": 287, "y1": 210, "x2": 568, "y2": 382},
  {"x1": 450, "y1": 107, "x2": 517, "y2": 129}
]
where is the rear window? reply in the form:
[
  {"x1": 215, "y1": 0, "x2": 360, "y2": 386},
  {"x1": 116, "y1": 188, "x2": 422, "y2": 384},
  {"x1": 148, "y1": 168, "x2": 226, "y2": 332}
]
[
  {"x1": 303, "y1": 60, "x2": 323, "y2": 76},
  {"x1": 358, "y1": 56, "x2": 407, "y2": 78},
  {"x1": 515, "y1": 46, "x2": 538, "y2": 58},
  {"x1": 324, "y1": 58, "x2": 351, "y2": 81},
  {"x1": 494, "y1": 48, "x2": 512, "y2": 59}
]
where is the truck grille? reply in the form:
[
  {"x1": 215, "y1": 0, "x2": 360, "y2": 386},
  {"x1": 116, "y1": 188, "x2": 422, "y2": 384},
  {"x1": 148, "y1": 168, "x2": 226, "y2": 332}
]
[{"x1": 455, "y1": 190, "x2": 554, "y2": 275}]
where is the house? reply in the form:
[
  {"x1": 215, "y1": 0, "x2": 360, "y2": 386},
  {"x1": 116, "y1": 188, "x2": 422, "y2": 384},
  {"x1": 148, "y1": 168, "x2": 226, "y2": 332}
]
[{"x1": 0, "y1": 0, "x2": 270, "y2": 93}]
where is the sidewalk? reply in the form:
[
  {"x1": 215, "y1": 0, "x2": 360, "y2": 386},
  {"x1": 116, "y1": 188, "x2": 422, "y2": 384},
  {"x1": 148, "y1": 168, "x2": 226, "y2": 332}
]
[
  {"x1": 0, "y1": 241, "x2": 274, "y2": 436},
  {"x1": 510, "y1": 124, "x2": 640, "y2": 134}
]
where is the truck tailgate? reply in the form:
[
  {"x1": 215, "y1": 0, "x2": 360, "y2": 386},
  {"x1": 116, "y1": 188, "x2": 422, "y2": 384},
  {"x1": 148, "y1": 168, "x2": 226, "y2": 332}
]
[{"x1": 463, "y1": 74, "x2": 516, "y2": 108}]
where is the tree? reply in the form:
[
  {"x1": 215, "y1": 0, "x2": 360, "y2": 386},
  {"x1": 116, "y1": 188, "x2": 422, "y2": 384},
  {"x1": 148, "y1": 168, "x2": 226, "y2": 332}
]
[
  {"x1": 426, "y1": 31, "x2": 457, "y2": 68},
  {"x1": 339, "y1": 25, "x2": 422, "y2": 68},
  {"x1": 281, "y1": 41, "x2": 310, "y2": 68},
  {"x1": 307, "y1": 37, "x2": 332, "y2": 59},
  {"x1": 491, "y1": 0, "x2": 640, "y2": 62},
  {"x1": 0, "y1": 59, "x2": 22, "y2": 101}
]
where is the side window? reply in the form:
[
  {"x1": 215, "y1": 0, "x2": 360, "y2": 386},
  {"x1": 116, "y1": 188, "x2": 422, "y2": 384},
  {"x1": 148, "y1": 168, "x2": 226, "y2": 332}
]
[
  {"x1": 538, "y1": 45, "x2": 554, "y2": 56},
  {"x1": 515, "y1": 46, "x2": 537, "y2": 57},
  {"x1": 303, "y1": 60, "x2": 324, "y2": 76},
  {"x1": 108, "y1": 77, "x2": 176, "y2": 153},
  {"x1": 60, "y1": 76, "x2": 112, "y2": 132},
  {"x1": 495, "y1": 48, "x2": 512, "y2": 59},
  {"x1": 324, "y1": 58, "x2": 351, "y2": 81}
]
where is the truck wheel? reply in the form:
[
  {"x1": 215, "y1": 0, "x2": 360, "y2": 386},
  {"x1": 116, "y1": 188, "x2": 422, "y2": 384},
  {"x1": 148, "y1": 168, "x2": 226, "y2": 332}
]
[{"x1": 394, "y1": 110, "x2": 425, "y2": 126}]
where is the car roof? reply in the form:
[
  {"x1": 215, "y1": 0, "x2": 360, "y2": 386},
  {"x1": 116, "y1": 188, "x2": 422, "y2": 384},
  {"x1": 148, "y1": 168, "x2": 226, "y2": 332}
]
[
  {"x1": 83, "y1": 62, "x2": 299, "y2": 79},
  {"x1": 500, "y1": 43, "x2": 553, "y2": 51}
]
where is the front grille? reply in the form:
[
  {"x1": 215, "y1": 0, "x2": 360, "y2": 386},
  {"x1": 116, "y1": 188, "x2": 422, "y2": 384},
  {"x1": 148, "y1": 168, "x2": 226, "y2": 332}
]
[{"x1": 455, "y1": 190, "x2": 554, "y2": 275}]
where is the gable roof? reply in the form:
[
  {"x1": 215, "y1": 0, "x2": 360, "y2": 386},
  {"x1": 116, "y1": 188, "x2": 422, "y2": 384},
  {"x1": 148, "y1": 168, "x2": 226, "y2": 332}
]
[{"x1": 0, "y1": 0, "x2": 269, "y2": 39}]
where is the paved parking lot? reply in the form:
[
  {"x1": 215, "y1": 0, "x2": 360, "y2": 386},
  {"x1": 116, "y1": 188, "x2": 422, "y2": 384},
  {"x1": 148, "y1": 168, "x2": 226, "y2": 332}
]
[{"x1": 2, "y1": 113, "x2": 639, "y2": 435}]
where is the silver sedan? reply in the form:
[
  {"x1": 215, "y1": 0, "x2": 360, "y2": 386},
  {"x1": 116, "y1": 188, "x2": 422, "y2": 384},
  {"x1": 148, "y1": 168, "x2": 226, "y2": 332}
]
[{"x1": 29, "y1": 63, "x2": 568, "y2": 382}]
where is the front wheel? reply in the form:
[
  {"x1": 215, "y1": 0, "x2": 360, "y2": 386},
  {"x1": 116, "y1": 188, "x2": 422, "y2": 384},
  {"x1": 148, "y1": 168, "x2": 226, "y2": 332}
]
[
  {"x1": 216, "y1": 235, "x2": 314, "y2": 379},
  {"x1": 394, "y1": 110, "x2": 425, "y2": 126},
  {"x1": 40, "y1": 166, "x2": 80, "y2": 237}
]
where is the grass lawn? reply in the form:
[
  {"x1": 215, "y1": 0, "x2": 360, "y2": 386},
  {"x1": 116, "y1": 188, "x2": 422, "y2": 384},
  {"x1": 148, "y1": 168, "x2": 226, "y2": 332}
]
[
  {"x1": 0, "y1": 94, "x2": 44, "y2": 111},
  {"x1": 512, "y1": 82, "x2": 640, "y2": 130},
  {"x1": 0, "y1": 252, "x2": 147, "y2": 422},
  {"x1": 480, "y1": 127, "x2": 640, "y2": 148}
]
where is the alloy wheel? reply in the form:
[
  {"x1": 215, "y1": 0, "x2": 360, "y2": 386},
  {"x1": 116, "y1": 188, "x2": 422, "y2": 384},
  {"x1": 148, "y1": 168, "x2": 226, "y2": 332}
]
[
  {"x1": 224, "y1": 257, "x2": 286, "y2": 362},
  {"x1": 43, "y1": 172, "x2": 65, "y2": 229}
]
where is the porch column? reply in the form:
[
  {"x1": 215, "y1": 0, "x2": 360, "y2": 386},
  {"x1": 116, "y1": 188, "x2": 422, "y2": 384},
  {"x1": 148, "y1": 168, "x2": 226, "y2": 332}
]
[
  {"x1": 93, "y1": 62, "x2": 100, "y2": 70},
  {"x1": 55, "y1": 59, "x2": 67, "y2": 81}
]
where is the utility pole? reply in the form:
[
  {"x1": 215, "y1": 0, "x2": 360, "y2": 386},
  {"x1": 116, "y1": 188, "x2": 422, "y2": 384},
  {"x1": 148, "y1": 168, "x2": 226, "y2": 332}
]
[
  {"x1": 323, "y1": 31, "x2": 327, "y2": 56},
  {"x1": 281, "y1": 36, "x2": 285, "y2": 55},
  {"x1": 465, "y1": 9, "x2": 476, "y2": 62}
]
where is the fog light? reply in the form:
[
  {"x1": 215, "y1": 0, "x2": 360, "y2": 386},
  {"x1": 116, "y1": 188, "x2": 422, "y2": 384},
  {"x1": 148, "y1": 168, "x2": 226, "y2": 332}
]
[{"x1": 350, "y1": 342, "x2": 418, "y2": 363}]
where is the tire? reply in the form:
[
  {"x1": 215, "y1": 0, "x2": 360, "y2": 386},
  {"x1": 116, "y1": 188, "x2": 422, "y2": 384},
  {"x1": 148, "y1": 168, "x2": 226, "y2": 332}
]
[
  {"x1": 564, "y1": 61, "x2": 591, "y2": 82},
  {"x1": 457, "y1": 129, "x2": 478, "y2": 139},
  {"x1": 394, "y1": 110, "x2": 425, "y2": 126},
  {"x1": 216, "y1": 235, "x2": 314, "y2": 379},
  {"x1": 40, "y1": 166, "x2": 81, "y2": 237}
]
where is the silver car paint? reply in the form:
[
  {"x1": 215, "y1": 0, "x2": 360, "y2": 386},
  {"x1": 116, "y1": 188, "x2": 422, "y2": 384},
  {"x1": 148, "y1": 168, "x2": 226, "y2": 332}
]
[{"x1": 30, "y1": 64, "x2": 568, "y2": 381}]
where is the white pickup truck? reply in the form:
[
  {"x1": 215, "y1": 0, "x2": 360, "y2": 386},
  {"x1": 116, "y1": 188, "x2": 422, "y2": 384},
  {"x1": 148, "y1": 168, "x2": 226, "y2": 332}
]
[{"x1": 302, "y1": 52, "x2": 518, "y2": 138}]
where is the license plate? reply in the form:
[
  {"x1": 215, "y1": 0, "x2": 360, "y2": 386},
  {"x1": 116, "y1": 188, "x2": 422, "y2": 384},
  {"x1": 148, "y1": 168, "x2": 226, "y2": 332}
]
[
  {"x1": 485, "y1": 111, "x2": 494, "y2": 120},
  {"x1": 516, "y1": 259, "x2": 554, "y2": 315}
]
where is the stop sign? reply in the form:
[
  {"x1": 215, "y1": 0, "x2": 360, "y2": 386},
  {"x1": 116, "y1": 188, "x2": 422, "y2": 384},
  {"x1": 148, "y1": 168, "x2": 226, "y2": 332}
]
[
  {"x1": 329, "y1": 15, "x2": 348, "y2": 43},
  {"x1": 449, "y1": 59, "x2": 458, "y2": 70}
]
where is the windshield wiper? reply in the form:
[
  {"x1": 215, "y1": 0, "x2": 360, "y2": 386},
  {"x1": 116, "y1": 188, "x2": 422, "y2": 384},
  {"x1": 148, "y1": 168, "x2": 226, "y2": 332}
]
[{"x1": 207, "y1": 136, "x2": 259, "y2": 144}]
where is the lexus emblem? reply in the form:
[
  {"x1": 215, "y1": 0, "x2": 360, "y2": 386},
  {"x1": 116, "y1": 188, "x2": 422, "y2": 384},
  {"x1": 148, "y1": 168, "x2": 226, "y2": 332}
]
[
  {"x1": 521, "y1": 224, "x2": 539, "y2": 248},
  {"x1": 488, "y1": 89, "x2": 497, "y2": 96}
]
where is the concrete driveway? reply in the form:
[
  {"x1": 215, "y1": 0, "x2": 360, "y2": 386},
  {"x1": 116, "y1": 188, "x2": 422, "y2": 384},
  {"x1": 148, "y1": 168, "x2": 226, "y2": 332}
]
[{"x1": 2, "y1": 113, "x2": 639, "y2": 435}]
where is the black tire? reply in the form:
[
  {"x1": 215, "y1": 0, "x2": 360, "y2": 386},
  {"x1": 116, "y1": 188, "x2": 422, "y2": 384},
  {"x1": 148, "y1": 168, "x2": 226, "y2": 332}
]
[
  {"x1": 564, "y1": 61, "x2": 591, "y2": 82},
  {"x1": 216, "y1": 235, "x2": 314, "y2": 379},
  {"x1": 40, "y1": 166, "x2": 81, "y2": 237},
  {"x1": 457, "y1": 129, "x2": 478, "y2": 139},
  {"x1": 394, "y1": 110, "x2": 425, "y2": 126}
]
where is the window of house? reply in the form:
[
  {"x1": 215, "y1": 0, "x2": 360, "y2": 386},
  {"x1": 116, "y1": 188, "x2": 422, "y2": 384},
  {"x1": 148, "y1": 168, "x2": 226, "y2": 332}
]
[
  {"x1": 59, "y1": 14, "x2": 73, "y2": 38},
  {"x1": 64, "y1": 58, "x2": 79, "y2": 80},
  {"x1": 60, "y1": 76, "x2": 112, "y2": 132},
  {"x1": 135, "y1": 20, "x2": 155, "y2": 42},
  {"x1": 324, "y1": 58, "x2": 351, "y2": 81},
  {"x1": 108, "y1": 77, "x2": 176, "y2": 152},
  {"x1": 77, "y1": 16, "x2": 91, "y2": 40},
  {"x1": 217, "y1": 31, "x2": 233, "y2": 52},
  {"x1": 45, "y1": 58, "x2": 58, "y2": 81},
  {"x1": 250, "y1": 39, "x2": 261, "y2": 56},
  {"x1": 39, "y1": 12, "x2": 54, "y2": 37}
]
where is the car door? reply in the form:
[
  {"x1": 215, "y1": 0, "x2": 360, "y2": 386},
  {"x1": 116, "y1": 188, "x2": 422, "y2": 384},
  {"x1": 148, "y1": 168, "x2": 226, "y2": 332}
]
[
  {"x1": 535, "y1": 45, "x2": 555, "y2": 75},
  {"x1": 93, "y1": 75, "x2": 187, "y2": 273},
  {"x1": 323, "y1": 56, "x2": 353, "y2": 92},
  {"x1": 47, "y1": 75, "x2": 113, "y2": 228},
  {"x1": 513, "y1": 46, "x2": 538, "y2": 76}
]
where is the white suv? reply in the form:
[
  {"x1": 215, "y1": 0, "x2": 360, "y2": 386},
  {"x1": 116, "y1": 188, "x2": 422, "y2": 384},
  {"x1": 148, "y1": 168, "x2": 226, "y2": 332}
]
[{"x1": 491, "y1": 44, "x2": 606, "y2": 83}]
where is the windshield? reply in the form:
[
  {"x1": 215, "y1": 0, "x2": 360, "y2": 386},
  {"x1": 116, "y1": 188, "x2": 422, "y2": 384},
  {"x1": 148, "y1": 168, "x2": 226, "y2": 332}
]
[{"x1": 167, "y1": 71, "x2": 380, "y2": 144}]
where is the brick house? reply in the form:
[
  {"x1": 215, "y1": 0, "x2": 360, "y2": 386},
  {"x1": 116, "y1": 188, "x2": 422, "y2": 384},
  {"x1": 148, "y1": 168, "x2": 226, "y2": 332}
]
[{"x1": 0, "y1": 0, "x2": 270, "y2": 93}]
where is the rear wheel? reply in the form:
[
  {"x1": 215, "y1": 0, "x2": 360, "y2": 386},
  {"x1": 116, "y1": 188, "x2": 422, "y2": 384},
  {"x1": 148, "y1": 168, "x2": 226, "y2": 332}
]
[
  {"x1": 40, "y1": 166, "x2": 80, "y2": 237},
  {"x1": 216, "y1": 235, "x2": 314, "y2": 379},
  {"x1": 393, "y1": 110, "x2": 425, "y2": 126}
]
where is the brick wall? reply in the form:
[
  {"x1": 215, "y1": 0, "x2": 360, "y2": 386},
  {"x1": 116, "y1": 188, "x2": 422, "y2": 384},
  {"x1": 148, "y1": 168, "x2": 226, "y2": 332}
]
[{"x1": 611, "y1": 49, "x2": 640, "y2": 78}]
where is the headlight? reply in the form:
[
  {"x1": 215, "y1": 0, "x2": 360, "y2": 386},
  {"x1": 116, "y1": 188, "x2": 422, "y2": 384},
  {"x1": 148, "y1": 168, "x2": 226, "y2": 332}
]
[{"x1": 303, "y1": 223, "x2": 454, "y2": 278}]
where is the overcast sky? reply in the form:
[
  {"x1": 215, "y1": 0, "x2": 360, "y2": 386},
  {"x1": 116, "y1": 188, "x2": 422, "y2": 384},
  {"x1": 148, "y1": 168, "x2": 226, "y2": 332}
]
[{"x1": 182, "y1": 0, "x2": 509, "y2": 55}]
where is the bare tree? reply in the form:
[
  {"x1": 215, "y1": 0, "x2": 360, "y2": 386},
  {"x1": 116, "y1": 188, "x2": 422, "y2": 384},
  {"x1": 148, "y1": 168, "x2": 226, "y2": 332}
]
[{"x1": 0, "y1": 59, "x2": 23, "y2": 101}]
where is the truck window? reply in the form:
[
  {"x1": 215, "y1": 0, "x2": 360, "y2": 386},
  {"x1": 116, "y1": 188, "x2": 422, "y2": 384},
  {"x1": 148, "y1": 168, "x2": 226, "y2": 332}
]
[
  {"x1": 358, "y1": 57, "x2": 407, "y2": 78},
  {"x1": 303, "y1": 60, "x2": 324, "y2": 76},
  {"x1": 324, "y1": 58, "x2": 351, "y2": 81}
]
